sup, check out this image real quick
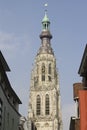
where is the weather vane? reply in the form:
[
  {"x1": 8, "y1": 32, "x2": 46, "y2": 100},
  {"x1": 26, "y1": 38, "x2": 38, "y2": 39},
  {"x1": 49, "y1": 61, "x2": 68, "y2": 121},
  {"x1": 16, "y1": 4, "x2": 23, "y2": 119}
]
[
  {"x1": 44, "y1": 3, "x2": 48, "y2": 7},
  {"x1": 44, "y1": 3, "x2": 48, "y2": 13}
]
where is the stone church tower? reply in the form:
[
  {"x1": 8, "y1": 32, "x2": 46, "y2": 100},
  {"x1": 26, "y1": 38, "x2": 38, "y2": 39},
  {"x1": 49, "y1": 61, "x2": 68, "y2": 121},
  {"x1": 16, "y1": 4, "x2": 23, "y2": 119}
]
[{"x1": 28, "y1": 11, "x2": 63, "y2": 130}]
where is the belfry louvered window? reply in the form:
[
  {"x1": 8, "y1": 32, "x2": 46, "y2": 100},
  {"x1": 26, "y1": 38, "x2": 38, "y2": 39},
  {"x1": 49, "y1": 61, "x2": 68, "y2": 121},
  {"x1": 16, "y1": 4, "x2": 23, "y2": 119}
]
[
  {"x1": 48, "y1": 63, "x2": 51, "y2": 81},
  {"x1": 48, "y1": 63, "x2": 51, "y2": 74},
  {"x1": 36, "y1": 95, "x2": 41, "y2": 115},
  {"x1": 42, "y1": 63, "x2": 45, "y2": 81},
  {"x1": 45, "y1": 94, "x2": 50, "y2": 115}
]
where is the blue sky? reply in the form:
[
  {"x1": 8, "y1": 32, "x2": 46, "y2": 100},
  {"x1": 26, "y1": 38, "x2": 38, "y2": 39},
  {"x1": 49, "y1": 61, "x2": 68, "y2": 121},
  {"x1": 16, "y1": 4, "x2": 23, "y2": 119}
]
[{"x1": 0, "y1": 1, "x2": 87, "y2": 130}]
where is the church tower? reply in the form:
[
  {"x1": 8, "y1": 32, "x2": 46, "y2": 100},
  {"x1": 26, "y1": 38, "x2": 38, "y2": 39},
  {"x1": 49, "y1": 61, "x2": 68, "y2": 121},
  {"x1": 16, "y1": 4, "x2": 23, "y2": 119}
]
[{"x1": 28, "y1": 11, "x2": 63, "y2": 130}]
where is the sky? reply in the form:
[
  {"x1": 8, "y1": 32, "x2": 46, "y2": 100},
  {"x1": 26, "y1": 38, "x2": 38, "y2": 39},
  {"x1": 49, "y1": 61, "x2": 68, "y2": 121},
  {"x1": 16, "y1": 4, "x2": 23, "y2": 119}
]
[{"x1": 0, "y1": 1, "x2": 87, "y2": 130}]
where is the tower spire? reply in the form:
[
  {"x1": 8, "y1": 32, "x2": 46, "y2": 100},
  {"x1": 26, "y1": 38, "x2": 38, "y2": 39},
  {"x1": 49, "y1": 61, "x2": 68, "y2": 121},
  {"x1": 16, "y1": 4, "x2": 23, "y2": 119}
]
[
  {"x1": 37, "y1": 7, "x2": 53, "y2": 55},
  {"x1": 42, "y1": 7, "x2": 50, "y2": 31},
  {"x1": 28, "y1": 8, "x2": 63, "y2": 130}
]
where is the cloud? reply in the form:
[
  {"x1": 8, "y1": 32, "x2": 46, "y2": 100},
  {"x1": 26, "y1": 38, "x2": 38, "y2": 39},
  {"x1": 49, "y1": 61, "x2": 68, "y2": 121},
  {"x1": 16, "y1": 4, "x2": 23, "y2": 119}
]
[
  {"x1": 0, "y1": 31, "x2": 32, "y2": 54},
  {"x1": 0, "y1": 32, "x2": 16, "y2": 50}
]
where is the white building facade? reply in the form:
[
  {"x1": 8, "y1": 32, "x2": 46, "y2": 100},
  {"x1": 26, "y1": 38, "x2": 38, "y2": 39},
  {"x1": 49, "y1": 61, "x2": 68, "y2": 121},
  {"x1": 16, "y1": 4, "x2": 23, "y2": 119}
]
[{"x1": 28, "y1": 11, "x2": 63, "y2": 130}]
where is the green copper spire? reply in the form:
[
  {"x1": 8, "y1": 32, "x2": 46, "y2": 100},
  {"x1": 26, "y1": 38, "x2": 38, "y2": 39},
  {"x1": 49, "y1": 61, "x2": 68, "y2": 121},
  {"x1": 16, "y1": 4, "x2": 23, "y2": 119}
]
[
  {"x1": 38, "y1": 9, "x2": 53, "y2": 55},
  {"x1": 42, "y1": 10, "x2": 50, "y2": 31}
]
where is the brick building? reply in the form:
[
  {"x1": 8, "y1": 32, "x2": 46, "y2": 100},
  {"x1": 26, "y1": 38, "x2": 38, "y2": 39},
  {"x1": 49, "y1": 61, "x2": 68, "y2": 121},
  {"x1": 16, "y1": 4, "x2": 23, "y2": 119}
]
[{"x1": 69, "y1": 44, "x2": 87, "y2": 130}]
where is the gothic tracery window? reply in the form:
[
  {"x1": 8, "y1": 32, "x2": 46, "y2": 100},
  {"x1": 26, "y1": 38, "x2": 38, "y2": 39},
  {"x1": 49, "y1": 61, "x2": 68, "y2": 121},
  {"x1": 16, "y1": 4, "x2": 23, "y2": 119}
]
[
  {"x1": 45, "y1": 94, "x2": 50, "y2": 115},
  {"x1": 48, "y1": 63, "x2": 52, "y2": 81},
  {"x1": 36, "y1": 95, "x2": 41, "y2": 115},
  {"x1": 42, "y1": 63, "x2": 45, "y2": 81}
]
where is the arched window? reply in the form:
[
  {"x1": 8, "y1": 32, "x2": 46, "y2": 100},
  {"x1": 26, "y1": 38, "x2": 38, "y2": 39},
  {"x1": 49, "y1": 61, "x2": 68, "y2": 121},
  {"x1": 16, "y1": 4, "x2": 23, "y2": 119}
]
[
  {"x1": 42, "y1": 63, "x2": 45, "y2": 74},
  {"x1": 45, "y1": 24, "x2": 46, "y2": 29},
  {"x1": 45, "y1": 94, "x2": 50, "y2": 115},
  {"x1": 48, "y1": 63, "x2": 51, "y2": 74},
  {"x1": 48, "y1": 64, "x2": 51, "y2": 81},
  {"x1": 36, "y1": 95, "x2": 41, "y2": 115},
  {"x1": 42, "y1": 63, "x2": 45, "y2": 81}
]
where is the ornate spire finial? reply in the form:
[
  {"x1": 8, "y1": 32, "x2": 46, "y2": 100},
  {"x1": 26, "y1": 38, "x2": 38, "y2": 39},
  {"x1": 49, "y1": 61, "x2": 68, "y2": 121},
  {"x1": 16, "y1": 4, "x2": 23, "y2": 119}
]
[
  {"x1": 42, "y1": 3, "x2": 50, "y2": 31},
  {"x1": 44, "y1": 3, "x2": 48, "y2": 14},
  {"x1": 44, "y1": 3, "x2": 48, "y2": 7}
]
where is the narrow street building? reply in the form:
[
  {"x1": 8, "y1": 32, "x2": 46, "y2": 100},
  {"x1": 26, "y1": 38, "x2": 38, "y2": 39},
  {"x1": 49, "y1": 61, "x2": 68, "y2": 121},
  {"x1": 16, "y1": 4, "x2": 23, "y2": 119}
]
[
  {"x1": 69, "y1": 44, "x2": 87, "y2": 130},
  {"x1": 0, "y1": 51, "x2": 22, "y2": 130}
]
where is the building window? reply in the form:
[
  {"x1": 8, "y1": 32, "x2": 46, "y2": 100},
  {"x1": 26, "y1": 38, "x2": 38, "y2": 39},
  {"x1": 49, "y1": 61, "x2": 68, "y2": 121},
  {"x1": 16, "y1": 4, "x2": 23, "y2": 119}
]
[
  {"x1": 48, "y1": 64, "x2": 51, "y2": 74},
  {"x1": 3, "y1": 106, "x2": 6, "y2": 130},
  {"x1": 7, "y1": 113, "x2": 9, "y2": 129},
  {"x1": 42, "y1": 63, "x2": 45, "y2": 73},
  {"x1": 48, "y1": 76, "x2": 51, "y2": 81},
  {"x1": 45, "y1": 94, "x2": 50, "y2": 115},
  {"x1": 42, "y1": 63, "x2": 45, "y2": 81},
  {"x1": 12, "y1": 118, "x2": 14, "y2": 130},
  {"x1": 36, "y1": 95, "x2": 41, "y2": 115},
  {"x1": 42, "y1": 75, "x2": 45, "y2": 81}
]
